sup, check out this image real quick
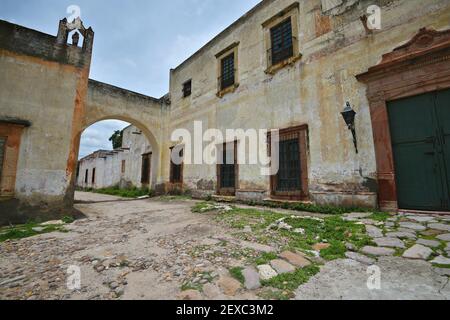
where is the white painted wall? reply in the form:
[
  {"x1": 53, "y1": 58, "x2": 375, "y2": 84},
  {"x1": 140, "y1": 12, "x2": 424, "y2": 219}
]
[{"x1": 76, "y1": 125, "x2": 152, "y2": 189}]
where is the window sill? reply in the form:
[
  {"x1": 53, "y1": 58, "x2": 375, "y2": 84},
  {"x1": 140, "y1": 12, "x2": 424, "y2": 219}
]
[
  {"x1": 217, "y1": 83, "x2": 240, "y2": 98},
  {"x1": 265, "y1": 53, "x2": 302, "y2": 75}
]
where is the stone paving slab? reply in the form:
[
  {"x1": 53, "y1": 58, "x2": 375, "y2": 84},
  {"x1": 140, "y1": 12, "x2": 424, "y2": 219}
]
[{"x1": 295, "y1": 257, "x2": 450, "y2": 300}]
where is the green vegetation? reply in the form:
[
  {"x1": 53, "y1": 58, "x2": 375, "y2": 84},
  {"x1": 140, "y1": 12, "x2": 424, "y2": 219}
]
[
  {"x1": 191, "y1": 202, "x2": 216, "y2": 213},
  {"x1": 62, "y1": 216, "x2": 75, "y2": 224},
  {"x1": 369, "y1": 212, "x2": 393, "y2": 222},
  {"x1": 229, "y1": 267, "x2": 245, "y2": 284},
  {"x1": 253, "y1": 252, "x2": 278, "y2": 266},
  {"x1": 258, "y1": 289, "x2": 291, "y2": 300},
  {"x1": 82, "y1": 185, "x2": 153, "y2": 198},
  {"x1": 190, "y1": 202, "x2": 380, "y2": 299},
  {"x1": 261, "y1": 265, "x2": 320, "y2": 292},
  {"x1": 241, "y1": 199, "x2": 376, "y2": 215},
  {"x1": 0, "y1": 222, "x2": 66, "y2": 243}
]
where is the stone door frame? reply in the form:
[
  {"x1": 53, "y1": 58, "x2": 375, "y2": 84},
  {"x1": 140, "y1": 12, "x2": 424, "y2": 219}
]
[{"x1": 357, "y1": 28, "x2": 450, "y2": 212}]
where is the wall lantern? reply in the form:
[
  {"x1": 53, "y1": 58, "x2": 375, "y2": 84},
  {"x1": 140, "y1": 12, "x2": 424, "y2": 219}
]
[{"x1": 341, "y1": 101, "x2": 359, "y2": 154}]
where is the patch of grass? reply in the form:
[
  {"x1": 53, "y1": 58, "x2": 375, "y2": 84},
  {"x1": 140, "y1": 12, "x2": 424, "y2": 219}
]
[
  {"x1": 320, "y1": 241, "x2": 347, "y2": 261},
  {"x1": 158, "y1": 195, "x2": 192, "y2": 202},
  {"x1": 62, "y1": 216, "x2": 75, "y2": 224},
  {"x1": 432, "y1": 264, "x2": 450, "y2": 269},
  {"x1": 181, "y1": 282, "x2": 203, "y2": 292},
  {"x1": 0, "y1": 223, "x2": 66, "y2": 243},
  {"x1": 368, "y1": 212, "x2": 392, "y2": 222},
  {"x1": 261, "y1": 265, "x2": 320, "y2": 292},
  {"x1": 253, "y1": 252, "x2": 278, "y2": 266},
  {"x1": 283, "y1": 215, "x2": 372, "y2": 254},
  {"x1": 242, "y1": 200, "x2": 375, "y2": 215},
  {"x1": 229, "y1": 267, "x2": 245, "y2": 284},
  {"x1": 258, "y1": 289, "x2": 292, "y2": 300},
  {"x1": 87, "y1": 185, "x2": 152, "y2": 198},
  {"x1": 192, "y1": 202, "x2": 216, "y2": 213}
]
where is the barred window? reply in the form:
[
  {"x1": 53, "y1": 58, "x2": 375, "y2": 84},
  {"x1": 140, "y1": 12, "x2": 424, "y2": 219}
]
[
  {"x1": 182, "y1": 80, "x2": 192, "y2": 98},
  {"x1": 220, "y1": 53, "x2": 235, "y2": 90},
  {"x1": 270, "y1": 18, "x2": 294, "y2": 65}
]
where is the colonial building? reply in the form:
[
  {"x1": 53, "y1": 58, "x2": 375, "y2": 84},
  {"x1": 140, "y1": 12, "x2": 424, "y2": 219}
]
[
  {"x1": 0, "y1": 0, "x2": 449, "y2": 224},
  {"x1": 76, "y1": 125, "x2": 152, "y2": 190}
]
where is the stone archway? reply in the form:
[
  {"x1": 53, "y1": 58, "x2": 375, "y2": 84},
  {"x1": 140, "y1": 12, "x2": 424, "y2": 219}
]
[
  {"x1": 65, "y1": 79, "x2": 168, "y2": 206},
  {"x1": 357, "y1": 28, "x2": 450, "y2": 212}
]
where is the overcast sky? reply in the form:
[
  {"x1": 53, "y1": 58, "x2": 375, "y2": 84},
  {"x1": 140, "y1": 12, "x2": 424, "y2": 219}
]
[{"x1": 0, "y1": 0, "x2": 261, "y2": 158}]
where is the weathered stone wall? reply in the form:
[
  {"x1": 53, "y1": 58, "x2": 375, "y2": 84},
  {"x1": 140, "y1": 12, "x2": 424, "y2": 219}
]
[
  {"x1": 167, "y1": 0, "x2": 450, "y2": 207},
  {"x1": 0, "y1": 19, "x2": 93, "y2": 223},
  {"x1": 76, "y1": 125, "x2": 152, "y2": 189}
]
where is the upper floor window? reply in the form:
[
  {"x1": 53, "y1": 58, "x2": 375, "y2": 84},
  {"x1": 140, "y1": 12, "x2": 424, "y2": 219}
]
[
  {"x1": 215, "y1": 42, "x2": 239, "y2": 97},
  {"x1": 262, "y1": 3, "x2": 301, "y2": 74},
  {"x1": 220, "y1": 53, "x2": 235, "y2": 91},
  {"x1": 270, "y1": 18, "x2": 294, "y2": 65},
  {"x1": 182, "y1": 80, "x2": 192, "y2": 98}
]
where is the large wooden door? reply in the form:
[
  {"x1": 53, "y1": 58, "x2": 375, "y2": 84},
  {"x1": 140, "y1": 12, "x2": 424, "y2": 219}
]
[{"x1": 388, "y1": 89, "x2": 450, "y2": 211}]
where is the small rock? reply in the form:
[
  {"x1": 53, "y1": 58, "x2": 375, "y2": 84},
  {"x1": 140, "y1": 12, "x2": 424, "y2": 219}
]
[
  {"x1": 242, "y1": 267, "x2": 261, "y2": 290},
  {"x1": 437, "y1": 234, "x2": 450, "y2": 241},
  {"x1": 344, "y1": 212, "x2": 372, "y2": 220},
  {"x1": 32, "y1": 227, "x2": 45, "y2": 232},
  {"x1": 257, "y1": 265, "x2": 278, "y2": 281},
  {"x1": 428, "y1": 223, "x2": 450, "y2": 232},
  {"x1": 399, "y1": 222, "x2": 426, "y2": 231},
  {"x1": 202, "y1": 284, "x2": 222, "y2": 300},
  {"x1": 312, "y1": 243, "x2": 330, "y2": 251},
  {"x1": 41, "y1": 220, "x2": 64, "y2": 226},
  {"x1": 114, "y1": 286, "x2": 125, "y2": 296},
  {"x1": 217, "y1": 276, "x2": 241, "y2": 296},
  {"x1": 403, "y1": 244, "x2": 433, "y2": 260},
  {"x1": 434, "y1": 268, "x2": 450, "y2": 277},
  {"x1": 406, "y1": 216, "x2": 436, "y2": 223},
  {"x1": 109, "y1": 281, "x2": 119, "y2": 289},
  {"x1": 270, "y1": 259, "x2": 296, "y2": 274},
  {"x1": 95, "y1": 265, "x2": 105, "y2": 272},
  {"x1": 361, "y1": 246, "x2": 395, "y2": 256},
  {"x1": 386, "y1": 232, "x2": 417, "y2": 240},
  {"x1": 279, "y1": 251, "x2": 311, "y2": 268},
  {"x1": 373, "y1": 237, "x2": 405, "y2": 249},
  {"x1": 430, "y1": 256, "x2": 450, "y2": 265},
  {"x1": 366, "y1": 225, "x2": 383, "y2": 238},
  {"x1": 416, "y1": 239, "x2": 441, "y2": 248},
  {"x1": 345, "y1": 252, "x2": 376, "y2": 265},
  {"x1": 177, "y1": 290, "x2": 203, "y2": 300},
  {"x1": 243, "y1": 226, "x2": 252, "y2": 233},
  {"x1": 345, "y1": 243, "x2": 356, "y2": 252},
  {"x1": 293, "y1": 228, "x2": 305, "y2": 234}
]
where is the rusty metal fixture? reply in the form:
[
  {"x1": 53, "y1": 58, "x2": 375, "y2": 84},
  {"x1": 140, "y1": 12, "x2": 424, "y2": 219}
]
[{"x1": 341, "y1": 101, "x2": 358, "y2": 154}]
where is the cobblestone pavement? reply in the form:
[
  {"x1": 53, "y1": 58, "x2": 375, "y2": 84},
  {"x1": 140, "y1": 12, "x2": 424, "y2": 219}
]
[{"x1": 1, "y1": 192, "x2": 450, "y2": 300}]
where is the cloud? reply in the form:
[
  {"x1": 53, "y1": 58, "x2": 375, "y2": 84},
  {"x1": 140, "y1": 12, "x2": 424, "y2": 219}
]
[{"x1": 79, "y1": 120, "x2": 130, "y2": 158}]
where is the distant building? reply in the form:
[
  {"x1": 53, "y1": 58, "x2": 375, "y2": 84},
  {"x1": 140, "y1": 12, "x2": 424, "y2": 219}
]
[{"x1": 76, "y1": 125, "x2": 152, "y2": 190}]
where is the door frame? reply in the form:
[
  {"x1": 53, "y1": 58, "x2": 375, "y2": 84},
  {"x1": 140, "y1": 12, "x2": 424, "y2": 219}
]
[
  {"x1": 357, "y1": 28, "x2": 450, "y2": 211},
  {"x1": 216, "y1": 141, "x2": 239, "y2": 196}
]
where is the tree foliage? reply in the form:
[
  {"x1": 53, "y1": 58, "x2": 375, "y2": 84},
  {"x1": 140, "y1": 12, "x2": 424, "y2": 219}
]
[{"x1": 109, "y1": 130, "x2": 123, "y2": 149}]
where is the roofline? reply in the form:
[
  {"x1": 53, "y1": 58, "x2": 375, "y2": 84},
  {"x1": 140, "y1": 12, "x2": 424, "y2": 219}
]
[{"x1": 172, "y1": 0, "x2": 271, "y2": 72}]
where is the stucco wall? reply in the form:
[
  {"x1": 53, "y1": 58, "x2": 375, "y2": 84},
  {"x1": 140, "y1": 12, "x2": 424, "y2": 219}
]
[
  {"x1": 0, "y1": 19, "x2": 92, "y2": 222},
  {"x1": 166, "y1": 0, "x2": 450, "y2": 207}
]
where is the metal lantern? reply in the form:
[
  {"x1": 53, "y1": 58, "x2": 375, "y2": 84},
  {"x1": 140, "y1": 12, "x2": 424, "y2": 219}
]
[{"x1": 341, "y1": 101, "x2": 359, "y2": 154}]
